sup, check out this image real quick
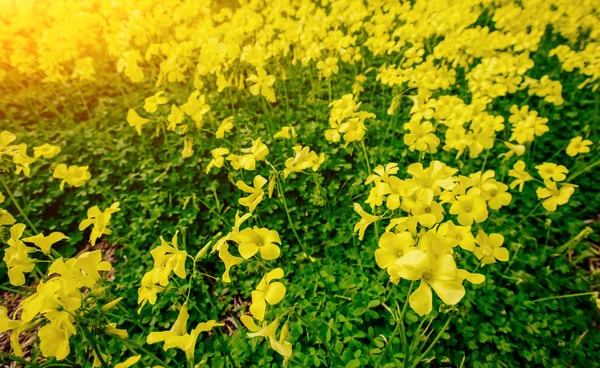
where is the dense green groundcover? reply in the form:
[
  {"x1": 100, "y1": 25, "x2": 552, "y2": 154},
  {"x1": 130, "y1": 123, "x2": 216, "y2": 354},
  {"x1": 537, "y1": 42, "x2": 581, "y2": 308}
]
[{"x1": 2, "y1": 7, "x2": 600, "y2": 368}]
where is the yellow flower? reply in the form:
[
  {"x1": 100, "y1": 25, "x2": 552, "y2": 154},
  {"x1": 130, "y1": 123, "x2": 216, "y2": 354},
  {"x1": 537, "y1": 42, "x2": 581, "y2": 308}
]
[
  {"x1": 437, "y1": 221, "x2": 475, "y2": 251},
  {"x1": 0, "y1": 207, "x2": 16, "y2": 226},
  {"x1": 147, "y1": 304, "x2": 223, "y2": 362},
  {"x1": 71, "y1": 57, "x2": 96, "y2": 81},
  {"x1": 0, "y1": 306, "x2": 20, "y2": 333},
  {"x1": 79, "y1": 202, "x2": 120, "y2": 246},
  {"x1": 234, "y1": 226, "x2": 281, "y2": 260},
  {"x1": 228, "y1": 138, "x2": 269, "y2": 171},
  {"x1": 375, "y1": 231, "x2": 415, "y2": 278},
  {"x1": 282, "y1": 145, "x2": 325, "y2": 179},
  {"x1": 206, "y1": 147, "x2": 230, "y2": 173},
  {"x1": 411, "y1": 200, "x2": 445, "y2": 226},
  {"x1": 127, "y1": 109, "x2": 150, "y2": 135},
  {"x1": 250, "y1": 268, "x2": 287, "y2": 321},
  {"x1": 117, "y1": 50, "x2": 144, "y2": 83},
  {"x1": 53, "y1": 164, "x2": 91, "y2": 191},
  {"x1": 216, "y1": 117, "x2": 234, "y2": 138},
  {"x1": 12, "y1": 144, "x2": 36, "y2": 177},
  {"x1": 167, "y1": 104, "x2": 186, "y2": 131},
  {"x1": 508, "y1": 160, "x2": 534, "y2": 192},
  {"x1": 114, "y1": 355, "x2": 141, "y2": 368},
  {"x1": 566, "y1": 136, "x2": 593, "y2": 157},
  {"x1": 403, "y1": 120, "x2": 440, "y2": 153},
  {"x1": 182, "y1": 91, "x2": 210, "y2": 127},
  {"x1": 240, "y1": 316, "x2": 292, "y2": 362},
  {"x1": 101, "y1": 297, "x2": 123, "y2": 312},
  {"x1": 482, "y1": 180, "x2": 512, "y2": 210},
  {"x1": 353, "y1": 203, "x2": 381, "y2": 241},
  {"x1": 0, "y1": 130, "x2": 16, "y2": 150},
  {"x1": 149, "y1": 232, "x2": 188, "y2": 286},
  {"x1": 406, "y1": 161, "x2": 457, "y2": 205},
  {"x1": 536, "y1": 180, "x2": 576, "y2": 212},
  {"x1": 236, "y1": 175, "x2": 267, "y2": 213},
  {"x1": 106, "y1": 322, "x2": 128, "y2": 339},
  {"x1": 3, "y1": 224, "x2": 36, "y2": 286},
  {"x1": 449, "y1": 193, "x2": 488, "y2": 226},
  {"x1": 33, "y1": 143, "x2": 61, "y2": 159},
  {"x1": 23, "y1": 231, "x2": 69, "y2": 255},
  {"x1": 182, "y1": 138, "x2": 193, "y2": 158},
  {"x1": 216, "y1": 72, "x2": 233, "y2": 92},
  {"x1": 474, "y1": 230, "x2": 509, "y2": 266},
  {"x1": 38, "y1": 311, "x2": 77, "y2": 360},
  {"x1": 242, "y1": 138, "x2": 270, "y2": 161},
  {"x1": 0, "y1": 306, "x2": 25, "y2": 356},
  {"x1": 316, "y1": 57, "x2": 339, "y2": 78},
  {"x1": 247, "y1": 67, "x2": 276, "y2": 102},
  {"x1": 218, "y1": 243, "x2": 244, "y2": 283},
  {"x1": 48, "y1": 250, "x2": 111, "y2": 288},
  {"x1": 401, "y1": 252, "x2": 467, "y2": 316},
  {"x1": 137, "y1": 270, "x2": 164, "y2": 312},
  {"x1": 535, "y1": 162, "x2": 568, "y2": 182},
  {"x1": 273, "y1": 126, "x2": 297, "y2": 139},
  {"x1": 499, "y1": 141, "x2": 526, "y2": 160},
  {"x1": 143, "y1": 91, "x2": 168, "y2": 113}
]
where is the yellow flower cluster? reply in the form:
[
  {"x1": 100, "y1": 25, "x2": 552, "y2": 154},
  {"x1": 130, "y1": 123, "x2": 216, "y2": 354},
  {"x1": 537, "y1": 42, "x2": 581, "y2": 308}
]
[
  {"x1": 2, "y1": 221, "x2": 114, "y2": 360},
  {"x1": 325, "y1": 94, "x2": 376, "y2": 146},
  {"x1": 2, "y1": 0, "x2": 599, "y2": 365},
  {"x1": 356, "y1": 161, "x2": 513, "y2": 315}
]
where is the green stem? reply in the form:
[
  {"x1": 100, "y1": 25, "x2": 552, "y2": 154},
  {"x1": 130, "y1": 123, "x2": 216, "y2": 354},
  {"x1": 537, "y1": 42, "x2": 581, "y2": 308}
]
[
  {"x1": 73, "y1": 80, "x2": 92, "y2": 120},
  {"x1": 360, "y1": 140, "x2": 372, "y2": 174},
  {"x1": 480, "y1": 148, "x2": 490, "y2": 172},
  {"x1": 525, "y1": 292, "x2": 597, "y2": 305},
  {"x1": 375, "y1": 281, "x2": 414, "y2": 368},
  {"x1": 0, "y1": 283, "x2": 29, "y2": 295},
  {"x1": 0, "y1": 351, "x2": 38, "y2": 366},
  {"x1": 295, "y1": 314, "x2": 343, "y2": 366},
  {"x1": 409, "y1": 316, "x2": 453, "y2": 368},
  {"x1": 77, "y1": 322, "x2": 108, "y2": 368},
  {"x1": 1, "y1": 176, "x2": 38, "y2": 233},
  {"x1": 196, "y1": 285, "x2": 237, "y2": 367},
  {"x1": 516, "y1": 202, "x2": 542, "y2": 227},
  {"x1": 122, "y1": 338, "x2": 171, "y2": 367},
  {"x1": 567, "y1": 156, "x2": 600, "y2": 182},
  {"x1": 276, "y1": 178, "x2": 311, "y2": 258},
  {"x1": 546, "y1": 142, "x2": 570, "y2": 163},
  {"x1": 375, "y1": 318, "x2": 401, "y2": 368}
]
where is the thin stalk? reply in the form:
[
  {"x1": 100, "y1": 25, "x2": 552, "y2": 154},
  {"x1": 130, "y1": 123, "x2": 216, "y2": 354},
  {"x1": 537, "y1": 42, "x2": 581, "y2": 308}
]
[
  {"x1": 0, "y1": 352, "x2": 38, "y2": 366},
  {"x1": 1, "y1": 176, "x2": 38, "y2": 233},
  {"x1": 480, "y1": 148, "x2": 490, "y2": 172},
  {"x1": 375, "y1": 319, "x2": 401, "y2": 368},
  {"x1": 524, "y1": 291, "x2": 597, "y2": 305},
  {"x1": 360, "y1": 140, "x2": 372, "y2": 174},
  {"x1": 409, "y1": 316, "x2": 453, "y2": 368},
  {"x1": 295, "y1": 313, "x2": 344, "y2": 366},
  {"x1": 276, "y1": 178, "x2": 311, "y2": 258},
  {"x1": 122, "y1": 338, "x2": 171, "y2": 367},
  {"x1": 73, "y1": 80, "x2": 92, "y2": 120},
  {"x1": 567, "y1": 156, "x2": 600, "y2": 182},
  {"x1": 375, "y1": 281, "x2": 414, "y2": 368},
  {"x1": 197, "y1": 283, "x2": 237, "y2": 367},
  {"x1": 0, "y1": 283, "x2": 29, "y2": 295},
  {"x1": 77, "y1": 322, "x2": 108, "y2": 368},
  {"x1": 516, "y1": 202, "x2": 542, "y2": 227}
]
